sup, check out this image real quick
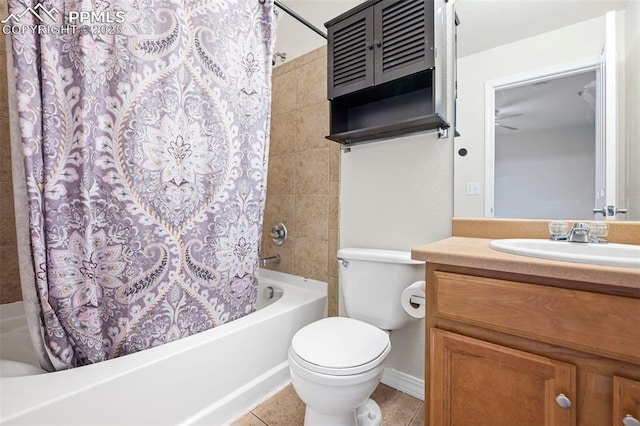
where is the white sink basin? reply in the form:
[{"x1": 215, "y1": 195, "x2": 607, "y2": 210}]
[{"x1": 489, "y1": 239, "x2": 640, "y2": 269}]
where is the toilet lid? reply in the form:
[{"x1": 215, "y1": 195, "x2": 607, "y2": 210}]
[{"x1": 290, "y1": 317, "x2": 390, "y2": 376}]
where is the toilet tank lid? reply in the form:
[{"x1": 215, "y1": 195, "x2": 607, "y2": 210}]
[{"x1": 337, "y1": 248, "x2": 424, "y2": 265}]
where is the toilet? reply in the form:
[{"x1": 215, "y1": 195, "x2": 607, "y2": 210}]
[{"x1": 288, "y1": 248, "x2": 425, "y2": 426}]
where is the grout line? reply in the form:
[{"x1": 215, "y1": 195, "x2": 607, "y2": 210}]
[
  {"x1": 249, "y1": 412, "x2": 269, "y2": 426},
  {"x1": 407, "y1": 402, "x2": 424, "y2": 425}
]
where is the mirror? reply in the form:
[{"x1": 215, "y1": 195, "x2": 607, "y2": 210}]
[{"x1": 453, "y1": 0, "x2": 639, "y2": 221}]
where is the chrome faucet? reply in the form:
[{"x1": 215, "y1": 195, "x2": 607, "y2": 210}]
[
  {"x1": 567, "y1": 223, "x2": 590, "y2": 243},
  {"x1": 259, "y1": 254, "x2": 281, "y2": 267}
]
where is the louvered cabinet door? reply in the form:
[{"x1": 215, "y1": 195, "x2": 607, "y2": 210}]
[
  {"x1": 374, "y1": 0, "x2": 434, "y2": 85},
  {"x1": 327, "y1": 7, "x2": 375, "y2": 99}
]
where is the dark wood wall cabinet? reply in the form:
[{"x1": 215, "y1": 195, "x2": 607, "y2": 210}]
[{"x1": 325, "y1": 0, "x2": 449, "y2": 145}]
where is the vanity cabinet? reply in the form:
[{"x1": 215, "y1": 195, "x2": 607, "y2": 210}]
[
  {"x1": 424, "y1": 265, "x2": 640, "y2": 426},
  {"x1": 432, "y1": 329, "x2": 576, "y2": 425},
  {"x1": 614, "y1": 377, "x2": 640, "y2": 426}
]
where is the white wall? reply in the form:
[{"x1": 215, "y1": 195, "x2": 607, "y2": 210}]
[
  {"x1": 454, "y1": 16, "x2": 607, "y2": 217},
  {"x1": 339, "y1": 132, "x2": 453, "y2": 381},
  {"x1": 340, "y1": 134, "x2": 453, "y2": 252},
  {"x1": 494, "y1": 126, "x2": 595, "y2": 219}
]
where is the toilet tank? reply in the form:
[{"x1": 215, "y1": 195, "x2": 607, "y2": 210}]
[{"x1": 337, "y1": 248, "x2": 425, "y2": 330}]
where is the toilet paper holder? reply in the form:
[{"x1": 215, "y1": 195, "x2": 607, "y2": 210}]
[{"x1": 409, "y1": 295, "x2": 425, "y2": 308}]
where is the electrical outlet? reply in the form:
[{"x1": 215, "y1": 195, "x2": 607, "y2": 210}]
[{"x1": 466, "y1": 182, "x2": 481, "y2": 195}]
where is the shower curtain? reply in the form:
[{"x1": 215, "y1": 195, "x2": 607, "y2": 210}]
[{"x1": 8, "y1": 0, "x2": 277, "y2": 369}]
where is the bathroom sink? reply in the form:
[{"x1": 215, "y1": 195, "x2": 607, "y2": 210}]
[{"x1": 489, "y1": 239, "x2": 640, "y2": 269}]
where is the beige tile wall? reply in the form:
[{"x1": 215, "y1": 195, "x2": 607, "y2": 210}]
[
  {"x1": 261, "y1": 46, "x2": 341, "y2": 316},
  {"x1": 0, "y1": 33, "x2": 21, "y2": 304}
]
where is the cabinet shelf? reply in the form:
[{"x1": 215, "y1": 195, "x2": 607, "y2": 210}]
[{"x1": 326, "y1": 113, "x2": 449, "y2": 145}]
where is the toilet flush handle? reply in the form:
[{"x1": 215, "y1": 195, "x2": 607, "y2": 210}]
[{"x1": 337, "y1": 257, "x2": 349, "y2": 268}]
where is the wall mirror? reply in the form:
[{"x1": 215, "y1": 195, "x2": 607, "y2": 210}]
[{"x1": 453, "y1": 0, "x2": 638, "y2": 221}]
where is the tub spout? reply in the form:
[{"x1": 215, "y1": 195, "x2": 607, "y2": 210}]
[{"x1": 260, "y1": 254, "x2": 281, "y2": 267}]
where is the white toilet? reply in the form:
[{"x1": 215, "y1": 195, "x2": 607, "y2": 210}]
[{"x1": 288, "y1": 248, "x2": 425, "y2": 426}]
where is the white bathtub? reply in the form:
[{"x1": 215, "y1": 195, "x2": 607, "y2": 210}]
[{"x1": 0, "y1": 270, "x2": 327, "y2": 425}]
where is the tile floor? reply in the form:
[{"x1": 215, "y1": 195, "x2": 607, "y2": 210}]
[{"x1": 232, "y1": 383, "x2": 424, "y2": 426}]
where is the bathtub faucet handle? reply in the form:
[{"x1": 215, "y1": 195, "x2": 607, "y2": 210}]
[
  {"x1": 260, "y1": 254, "x2": 281, "y2": 267},
  {"x1": 269, "y1": 223, "x2": 287, "y2": 246}
]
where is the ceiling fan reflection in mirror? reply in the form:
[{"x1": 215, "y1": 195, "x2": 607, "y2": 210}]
[{"x1": 495, "y1": 109, "x2": 523, "y2": 131}]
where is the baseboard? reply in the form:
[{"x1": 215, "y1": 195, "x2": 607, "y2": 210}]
[{"x1": 381, "y1": 367, "x2": 424, "y2": 401}]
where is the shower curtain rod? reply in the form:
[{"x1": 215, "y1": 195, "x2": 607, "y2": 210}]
[{"x1": 273, "y1": 0, "x2": 328, "y2": 40}]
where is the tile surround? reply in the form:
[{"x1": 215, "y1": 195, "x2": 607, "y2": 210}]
[
  {"x1": 0, "y1": 32, "x2": 21, "y2": 304},
  {"x1": 262, "y1": 47, "x2": 340, "y2": 316}
]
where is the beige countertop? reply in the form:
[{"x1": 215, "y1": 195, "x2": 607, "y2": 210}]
[{"x1": 412, "y1": 236, "x2": 640, "y2": 296}]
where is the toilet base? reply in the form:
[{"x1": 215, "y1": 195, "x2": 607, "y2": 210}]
[{"x1": 303, "y1": 398, "x2": 382, "y2": 426}]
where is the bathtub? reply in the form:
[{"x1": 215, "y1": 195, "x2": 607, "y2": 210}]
[{"x1": 0, "y1": 269, "x2": 327, "y2": 425}]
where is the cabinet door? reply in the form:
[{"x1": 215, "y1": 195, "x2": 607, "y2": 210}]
[
  {"x1": 614, "y1": 377, "x2": 640, "y2": 426},
  {"x1": 431, "y1": 329, "x2": 576, "y2": 426},
  {"x1": 374, "y1": 0, "x2": 435, "y2": 85},
  {"x1": 327, "y1": 7, "x2": 375, "y2": 99}
]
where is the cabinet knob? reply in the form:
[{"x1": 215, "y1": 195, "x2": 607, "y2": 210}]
[
  {"x1": 366, "y1": 42, "x2": 374, "y2": 50},
  {"x1": 374, "y1": 39, "x2": 382, "y2": 47},
  {"x1": 554, "y1": 393, "x2": 572, "y2": 409},
  {"x1": 623, "y1": 415, "x2": 640, "y2": 426}
]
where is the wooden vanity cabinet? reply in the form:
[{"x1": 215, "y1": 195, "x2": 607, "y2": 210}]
[
  {"x1": 431, "y1": 329, "x2": 576, "y2": 425},
  {"x1": 614, "y1": 377, "x2": 640, "y2": 426},
  {"x1": 424, "y1": 264, "x2": 640, "y2": 426}
]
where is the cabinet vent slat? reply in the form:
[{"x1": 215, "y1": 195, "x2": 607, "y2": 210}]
[
  {"x1": 384, "y1": 25, "x2": 423, "y2": 49},
  {"x1": 335, "y1": 64, "x2": 366, "y2": 81},
  {"x1": 334, "y1": 53, "x2": 366, "y2": 71},
  {"x1": 334, "y1": 30, "x2": 366, "y2": 53},
  {"x1": 335, "y1": 71, "x2": 366, "y2": 87},
  {"x1": 383, "y1": 50, "x2": 424, "y2": 72},
  {"x1": 384, "y1": 43, "x2": 424, "y2": 62},
  {"x1": 334, "y1": 56, "x2": 367, "y2": 76},
  {"x1": 333, "y1": 19, "x2": 366, "y2": 48},
  {"x1": 334, "y1": 49, "x2": 366, "y2": 69},
  {"x1": 382, "y1": 1, "x2": 423, "y2": 25},
  {"x1": 384, "y1": 13, "x2": 423, "y2": 36},
  {"x1": 381, "y1": 0, "x2": 425, "y2": 74},
  {"x1": 334, "y1": 63, "x2": 367, "y2": 85},
  {"x1": 384, "y1": 35, "x2": 425, "y2": 58},
  {"x1": 334, "y1": 43, "x2": 365, "y2": 63},
  {"x1": 332, "y1": 15, "x2": 368, "y2": 89},
  {"x1": 382, "y1": 1, "x2": 424, "y2": 27}
]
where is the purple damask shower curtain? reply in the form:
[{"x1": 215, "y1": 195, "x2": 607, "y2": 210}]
[{"x1": 8, "y1": 0, "x2": 277, "y2": 369}]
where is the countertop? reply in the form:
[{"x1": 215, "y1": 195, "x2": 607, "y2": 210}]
[{"x1": 412, "y1": 236, "x2": 640, "y2": 296}]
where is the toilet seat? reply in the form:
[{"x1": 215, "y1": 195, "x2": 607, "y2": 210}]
[{"x1": 290, "y1": 317, "x2": 390, "y2": 376}]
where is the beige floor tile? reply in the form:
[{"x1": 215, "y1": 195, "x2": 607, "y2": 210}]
[
  {"x1": 252, "y1": 384, "x2": 305, "y2": 426},
  {"x1": 371, "y1": 384, "x2": 423, "y2": 426}
]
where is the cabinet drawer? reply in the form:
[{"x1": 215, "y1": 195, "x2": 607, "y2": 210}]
[{"x1": 432, "y1": 271, "x2": 640, "y2": 363}]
